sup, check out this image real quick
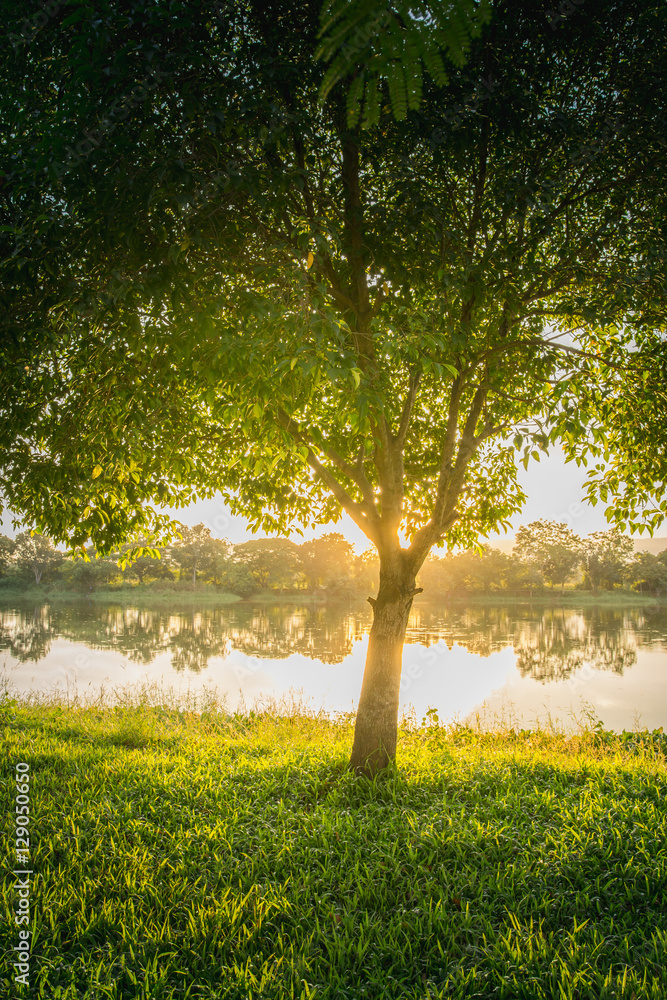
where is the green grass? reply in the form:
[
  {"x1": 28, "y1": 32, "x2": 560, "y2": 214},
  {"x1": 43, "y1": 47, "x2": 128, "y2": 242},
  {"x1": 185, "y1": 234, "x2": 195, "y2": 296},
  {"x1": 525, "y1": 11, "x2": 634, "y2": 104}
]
[
  {"x1": 414, "y1": 590, "x2": 665, "y2": 606},
  {"x1": 1, "y1": 581, "x2": 663, "y2": 609},
  {"x1": 2, "y1": 690, "x2": 667, "y2": 999},
  {"x1": 244, "y1": 590, "x2": 344, "y2": 604},
  {"x1": 0, "y1": 585, "x2": 242, "y2": 606}
]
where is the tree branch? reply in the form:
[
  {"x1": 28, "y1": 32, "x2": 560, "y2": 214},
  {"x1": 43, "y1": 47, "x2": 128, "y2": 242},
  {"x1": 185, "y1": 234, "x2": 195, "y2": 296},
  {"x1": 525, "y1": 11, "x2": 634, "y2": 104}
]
[
  {"x1": 305, "y1": 448, "x2": 381, "y2": 544},
  {"x1": 275, "y1": 408, "x2": 380, "y2": 526},
  {"x1": 394, "y1": 369, "x2": 421, "y2": 450},
  {"x1": 467, "y1": 118, "x2": 488, "y2": 257},
  {"x1": 403, "y1": 372, "x2": 472, "y2": 568}
]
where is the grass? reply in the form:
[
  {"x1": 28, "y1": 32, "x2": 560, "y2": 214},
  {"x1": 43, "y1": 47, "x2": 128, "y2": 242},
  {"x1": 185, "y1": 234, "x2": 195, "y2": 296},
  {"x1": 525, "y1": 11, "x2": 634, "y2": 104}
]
[
  {"x1": 2, "y1": 686, "x2": 666, "y2": 1000},
  {"x1": 0, "y1": 585, "x2": 242, "y2": 606},
  {"x1": 241, "y1": 590, "x2": 333, "y2": 604},
  {"x1": 1, "y1": 582, "x2": 664, "y2": 610},
  {"x1": 413, "y1": 590, "x2": 666, "y2": 607}
]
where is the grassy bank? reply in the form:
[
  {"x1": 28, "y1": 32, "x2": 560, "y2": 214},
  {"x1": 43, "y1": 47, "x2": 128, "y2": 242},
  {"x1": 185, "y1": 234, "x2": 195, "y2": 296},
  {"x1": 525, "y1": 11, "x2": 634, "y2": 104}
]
[
  {"x1": 0, "y1": 585, "x2": 243, "y2": 606},
  {"x1": 2, "y1": 694, "x2": 666, "y2": 999},
  {"x1": 0, "y1": 582, "x2": 664, "y2": 609},
  {"x1": 414, "y1": 589, "x2": 667, "y2": 607}
]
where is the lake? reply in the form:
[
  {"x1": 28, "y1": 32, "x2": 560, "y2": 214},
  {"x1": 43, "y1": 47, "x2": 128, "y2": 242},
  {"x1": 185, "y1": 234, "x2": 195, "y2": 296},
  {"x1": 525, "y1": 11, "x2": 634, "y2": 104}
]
[{"x1": 2, "y1": 598, "x2": 667, "y2": 731}]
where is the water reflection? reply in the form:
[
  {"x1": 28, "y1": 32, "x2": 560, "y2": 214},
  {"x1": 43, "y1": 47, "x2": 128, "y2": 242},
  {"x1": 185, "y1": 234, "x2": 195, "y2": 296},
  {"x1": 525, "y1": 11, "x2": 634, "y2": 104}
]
[
  {"x1": 513, "y1": 612, "x2": 639, "y2": 680},
  {"x1": 413, "y1": 606, "x2": 646, "y2": 681},
  {"x1": 407, "y1": 604, "x2": 667, "y2": 679},
  {"x1": 0, "y1": 602, "x2": 369, "y2": 674},
  {"x1": 1, "y1": 600, "x2": 665, "y2": 682},
  {"x1": 0, "y1": 605, "x2": 54, "y2": 662}
]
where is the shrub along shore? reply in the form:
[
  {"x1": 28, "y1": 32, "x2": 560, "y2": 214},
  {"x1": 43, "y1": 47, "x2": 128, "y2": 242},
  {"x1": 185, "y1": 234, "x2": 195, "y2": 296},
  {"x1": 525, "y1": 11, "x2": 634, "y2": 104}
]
[{"x1": 2, "y1": 692, "x2": 666, "y2": 999}]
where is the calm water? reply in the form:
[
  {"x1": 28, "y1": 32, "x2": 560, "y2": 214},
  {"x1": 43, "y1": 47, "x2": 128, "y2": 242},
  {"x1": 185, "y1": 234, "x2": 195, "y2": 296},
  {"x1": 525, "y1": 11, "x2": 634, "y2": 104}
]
[{"x1": 2, "y1": 599, "x2": 667, "y2": 731}]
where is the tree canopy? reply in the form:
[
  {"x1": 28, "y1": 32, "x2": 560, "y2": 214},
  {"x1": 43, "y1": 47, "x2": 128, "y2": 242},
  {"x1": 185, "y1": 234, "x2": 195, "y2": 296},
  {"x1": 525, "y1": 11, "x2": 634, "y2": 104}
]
[
  {"x1": 515, "y1": 520, "x2": 583, "y2": 593},
  {"x1": 1, "y1": 0, "x2": 665, "y2": 560},
  {"x1": 11, "y1": 531, "x2": 62, "y2": 584},
  {"x1": 1, "y1": 0, "x2": 666, "y2": 769}
]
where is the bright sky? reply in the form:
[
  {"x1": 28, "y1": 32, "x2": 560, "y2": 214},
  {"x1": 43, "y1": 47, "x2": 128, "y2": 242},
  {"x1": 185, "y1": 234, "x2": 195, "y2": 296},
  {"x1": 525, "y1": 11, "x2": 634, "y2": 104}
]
[
  {"x1": 158, "y1": 447, "x2": 625, "y2": 552},
  {"x1": 0, "y1": 448, "x2": 665, "y2": 552},
  {"x1": 0, "y1": 447, "x2": 658, "y2": 550}
]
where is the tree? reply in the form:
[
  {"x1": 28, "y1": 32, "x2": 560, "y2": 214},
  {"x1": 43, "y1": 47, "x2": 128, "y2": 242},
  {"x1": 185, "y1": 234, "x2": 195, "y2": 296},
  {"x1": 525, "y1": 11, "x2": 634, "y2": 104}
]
[
  {"x1": 0, "y1": 534, "x2": 15, "y2": 578},
  {"x1": 502, "y1": 552, "x2": 543, "y2": 598},
  {"x1": 169, "y1": 524, "x2": 219, "y2": 589},
  {"x1": 583, "y1": 529, "x2": 634, "y2": 592},
  {"x1": 515, "y1": 521, "x2": 583, "y2": 595},
  {"x1": 59, "y1": 545, "x2": 120, "y2": 591},
  {"x1": 629, "y1": 551, "x2": 667, "y2": 595},
  {"x1": 234, "y1": 539, "x2": 303, "y2": 593},
  {"x1": 418, "y1": 545, "x2": 522, "y2": 596},
  {"x1": 216, "y1": 560, "x2": 257, "y2": 598},
  {"x1": 121, "y1": 545, "x2": 175, "y2": 585},
  {"x1": 298, "y1": 532, "x2": 356, "y2": 593},
  {"x1": 418, "y1": 553, "x2": 455, "y2": 597},
  {"x1": 206, "y1": 538, "x2": 235, "y2": 589},
  {"x1": 460, "y1": 547, "x2": 511, "y2": 594},
  {"x1": 1, "y1": 1, "x2": 666, "y2": 772},
  {"x1": 11, "y1": 531, "x2": 63, "y2": 585},
  {"x1": 353, "y1": 547, "x2": 380, "y2": 597}
]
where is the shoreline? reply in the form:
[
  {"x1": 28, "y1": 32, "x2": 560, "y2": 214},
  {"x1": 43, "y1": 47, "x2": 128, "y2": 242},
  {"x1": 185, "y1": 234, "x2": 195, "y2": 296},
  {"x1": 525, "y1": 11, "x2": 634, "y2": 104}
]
[{"x1": 0, "y1": 586, "x2": 664, "y2": 608}]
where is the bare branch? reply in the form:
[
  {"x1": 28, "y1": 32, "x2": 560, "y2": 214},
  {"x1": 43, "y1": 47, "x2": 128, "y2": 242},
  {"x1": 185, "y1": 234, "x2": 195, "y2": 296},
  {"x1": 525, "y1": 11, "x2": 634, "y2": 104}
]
[
  {"x1": 432, "y1": 377, "x2": 488, "y2": 531},
  {"x1": 353, "y1": 442, "x2": 377, "y2": 508},
  {"x1": 458, "y1": 379, "x2": 489, "y2": 457},
  {"x1": 404, "y1": 372, "x2": 472, "y2": 568},
  {"x1": 437, "y1": 373, "x2": 466, "y2": 483}
]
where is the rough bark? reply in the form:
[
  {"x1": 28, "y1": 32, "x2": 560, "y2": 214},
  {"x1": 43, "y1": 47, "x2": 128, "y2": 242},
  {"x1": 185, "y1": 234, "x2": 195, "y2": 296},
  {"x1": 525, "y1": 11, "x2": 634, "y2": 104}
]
[{"x1": 349, "y1": 553, "x2": 422, "y2": 775}]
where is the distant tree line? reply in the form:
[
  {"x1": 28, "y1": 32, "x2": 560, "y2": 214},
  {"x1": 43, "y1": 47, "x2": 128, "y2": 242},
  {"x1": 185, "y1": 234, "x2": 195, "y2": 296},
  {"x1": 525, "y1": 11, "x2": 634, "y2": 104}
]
[
  {"x1": 0, "y1": 527, "x2": 378, "y2": 598},
  {"x1": 419, "y1": 522, "x2": 667, "y2": 597},
  {"x1": 0, "y1": 520, "x2": 666, "y2": 598}
]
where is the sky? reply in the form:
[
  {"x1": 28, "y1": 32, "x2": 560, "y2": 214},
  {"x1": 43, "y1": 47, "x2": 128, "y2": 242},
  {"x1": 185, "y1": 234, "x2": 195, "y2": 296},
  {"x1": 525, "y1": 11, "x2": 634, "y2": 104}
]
[
  {"x1": 1, "y1": 447, "x2": 663, "y2": 551},
  {"x1": 158, "y1": 446, "x2": 623, "y2": 552}
]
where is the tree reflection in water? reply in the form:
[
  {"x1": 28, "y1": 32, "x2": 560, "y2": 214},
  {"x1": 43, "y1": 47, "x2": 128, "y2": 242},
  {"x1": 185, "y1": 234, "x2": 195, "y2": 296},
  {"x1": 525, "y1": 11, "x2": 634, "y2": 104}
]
[
  {"x1": 511, "y1": 609, "x2": 639, "y2": 681},
  {"x1": 0, "y1": 604, "x2": 54, "y2": 662},
  {"x1": 169, "y1": 611, "x2": 231, "y2": 673},
  {"x1": 403, "y1": 604, "x2": 667, "y2": 682},
  {"x1": 0, "y1": 599, "x2": 666, "y2": 682}
]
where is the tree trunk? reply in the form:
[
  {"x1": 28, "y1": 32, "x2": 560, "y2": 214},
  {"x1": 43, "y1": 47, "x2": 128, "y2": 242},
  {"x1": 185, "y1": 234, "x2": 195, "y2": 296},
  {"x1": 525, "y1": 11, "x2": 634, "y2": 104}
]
[
  {"x1": 34, "y1": 566, "x2": 42, "y2": 584},
  {"x1": 192, "y1": 564, "x2": 196, "y2": 590},
  {"x1": 349, "y1": 557, "x2": 421, "y2": 776}
]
